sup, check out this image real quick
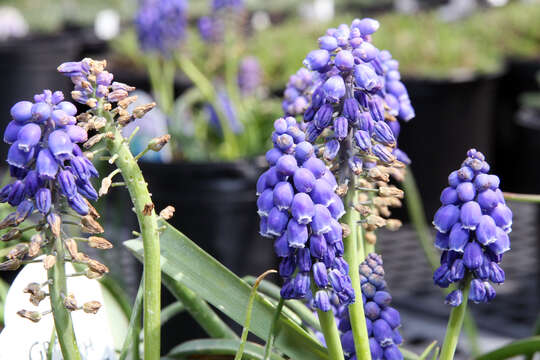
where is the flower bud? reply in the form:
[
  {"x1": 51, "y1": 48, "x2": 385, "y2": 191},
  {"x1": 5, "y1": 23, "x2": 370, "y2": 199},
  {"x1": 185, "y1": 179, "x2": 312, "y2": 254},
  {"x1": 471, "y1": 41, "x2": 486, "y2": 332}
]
[
  {"x1": 43, "y1": 255, "x2": 56, "y2": 270},
  {"x1": 149, "y1": 134, "x2": 171, "y2": 152},
  {"x1": 81, "y1": 215, "x2": 104, "y2": 234},
  {"x1": 64, "y1": 294, "x2": 78, "y2": 311},
  {"x1": 83, "y1": 301, "x2": 102, "y2": 314},
  {"x1": 17, "y1": 310, "x2": 41, "y2": 323},
  {"x1": 159, "y1": 206, "x2": 175, "y2": 220}
]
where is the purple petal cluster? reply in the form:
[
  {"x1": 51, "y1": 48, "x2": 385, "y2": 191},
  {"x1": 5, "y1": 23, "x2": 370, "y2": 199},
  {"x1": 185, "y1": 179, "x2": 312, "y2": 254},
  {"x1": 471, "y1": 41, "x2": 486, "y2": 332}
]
[
  {"x1": 257, "y1": 117, "x2": 354, "y2": 310},
  {"x1": 432, "y1": 149, "x2": 511, "y2": 306},
  {"x1": 212, "y1": 0, "x2": 244, "y2": 11},
  {"x1": 237, "y1": 56, "x2": 262, "y2": 96},
  {"x1": 205, "y1": 90, "x2": 243, "y2": 134},
  {"x1": 1, "y1": 89, "x2": 97, "y2": 217},
  {"x1": 337, "y1": 254, "x2": 403, "y2": 360},
  {"x1": 283, "y1": 68, "x2": 323, "y2": 117},
  {"x1": 135, "y1": 0, "x2": 188, "y2": 56},
  {"x1": 198, "y1": 0, "x2": 244, "y2": 43},
  {"x1": 295, "y1": 18, "x2": 414, "y2": 165}
]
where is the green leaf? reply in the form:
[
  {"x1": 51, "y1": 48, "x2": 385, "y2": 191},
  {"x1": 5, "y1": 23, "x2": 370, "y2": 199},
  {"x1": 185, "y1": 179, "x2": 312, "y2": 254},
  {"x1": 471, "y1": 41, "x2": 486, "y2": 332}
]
[
  {"x1": 167, "y1": 339, "x2": 286, "y2": 360},
  {"x1": 475, "y1": 336, "x2": 540, "y2": 360},
  {"x1": 419, "y1": 341, "x2": 438, "y2": 360},
  {"x1": 124, "y1": 220, "x2": 328, "y2": 360},
  {"x1": 401, "y1": 347, "x2": 421, "y2": 360}
]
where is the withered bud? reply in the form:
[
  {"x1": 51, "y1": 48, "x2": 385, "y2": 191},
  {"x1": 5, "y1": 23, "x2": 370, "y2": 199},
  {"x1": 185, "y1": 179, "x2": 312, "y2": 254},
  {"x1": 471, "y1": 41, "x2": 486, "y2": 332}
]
[
  {"x1": 0, "y1": 213, "x2": 18, "y2": 229},
  {"x1": 133, "y1": 102, "x2": 156, "y2": 118},
  {"x1": 48, "y1": 214, "x2": 61, "y2": 238},
  {"x1": 28, "y1": 234, "x2": 44, "y2": 257},
  {"x1": 118, "y1": 95, "x2": 138, "y2": 109},
  {"x1": 63, "y1": 294, "x2": 78, "y2": 311},
  {"x1": 366, "y1": 215, "x2": 387, "y2": 228},
  {"x1": 378, "y1": 206, "x2": 391, "y2": 218},
  {"x1": 368, "y1": 167, "x2": 390, "y2": 182},
  {"x1": 83, "y1": 134, "x2": 105, "y2": 149},
  {"x1": 379, "y1": 186, "x2": 404, "y2": 199},
  {"x1": 83, "y1": 301, "x2": 102, "y2": 314},
  {"x1": 148, "y1": 134, "x2": 171, "y2": 152},
  {"x1": 105, "y1": 132, "x2": 115, "y2": 140},
  {"x1": 142, "y1": 203, "x2": 154, "y2": 216},
  {"x1": 84, "y1": 199, "x2": 100, "y2": 219},
  {"x1": 85, "y1": 269, "x2": 103, "y2": 279},
  {"x1": 372, "y1": 197, "x2": 389, "y2": 208},
  {"x1": 103, "y1": 103, "x2": 112, "y2": 111},
  {"x1": 1, "y1": 228, "x2": 22, "y2": 242},
  {"x1": 43, "y1": 255, "x2": 56, "y2": 270},
  {"x1": 392, "y1": 160, "x2": 406, "y2": 169},
  {"x1": 24, "y1": 282, "x2": 42, "y2": 295},
  {"x1": 64, "y1": 238, "x2": 79, "y2": 260},
  {"x1": 159, "y1": 206, "x2": 175, "y2": 220},
  {"x1": 117, "y1": 115, "x2": 133, "y2": 126},
  {"x1": 108, "y1": 89, "x2": 129, "y2": 103},
  {"x1": 0, "y1": 258, "x2": 21, "y2": 271},
  {"x1": 357, "y1": 193, "x2": 370, "y2": 203},
  {"x1": 7, "y1": 243, "x2": 28, "y2": 259},
  {"x1": 99, "y1": 177, "x2": 112, "y2": 197},
  {"x1": 335, "y1": 183, "x2": 349, "y2": 197},
  {"x1": 357, "y1": 178, "x2": 372, "y2": 189},
  {"x1": 75, "y1": 252, "x2": 90, "y2": 263},
  {"x1": 354, "y1": 204, "x2": 372, "y2": 217},
  {"x1": 88, "y1": 236, "x2": 113, "y2": 250},
  {"x1": 29, "y1": 290, "x2": 47, "y2": 306},
  {"x1": 365, "y1": 231, "x2": 377, "y2": 245},
  {"x1": 76, "y1": 113, "x2": 92, "y2": 122},
  {"x1": 17, "y1": 310, "x2": 41, "y2": 323},
  {"x1": 90, "y1": 117, "x2": 107, "y2": 130},
  {"x1": 81, "y1": 216, "x2": 104, "y2": 234},
  {"x1": 386, "y1": 219, "x2": 403, "y2": 231},
  {"x1": 341, "y1": 223, "x2": 351, "y2": 238},
  {"x1": 387, "y1": 197, "x2": 402, "y2": 208},
  {"x1": 87, "y1": 259, "x2": 109, "y2": 275},
  {"x1": 86, "y1": 98, "x2": 97, "y2": 108}
]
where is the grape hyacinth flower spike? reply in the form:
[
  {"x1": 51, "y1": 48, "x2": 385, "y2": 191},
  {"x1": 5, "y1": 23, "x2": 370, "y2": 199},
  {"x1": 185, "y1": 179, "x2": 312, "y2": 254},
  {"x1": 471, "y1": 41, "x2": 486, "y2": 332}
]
[
  {"x1": 432, "y1": 149, "x2": 511, "y2": 306},
  {"x1": 0, "y1": 89, "x2": 111, "y2": 358},
  {"x1": 338, "y1": 254, "x2": 404, "y2": 360},
  {"x1": 135, "y1": 0, "x2": 188, "y2": 56},
  {"x1": 58, "y1": 57, "x2": 175, "y2": 359},
  {"x1": 257, "y1": 116, "x2": 355, "y2": 309}
]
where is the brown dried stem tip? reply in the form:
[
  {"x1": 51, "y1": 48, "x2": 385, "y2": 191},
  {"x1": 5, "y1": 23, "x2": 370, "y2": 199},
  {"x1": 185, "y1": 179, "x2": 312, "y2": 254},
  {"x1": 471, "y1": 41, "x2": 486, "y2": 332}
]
[
  {"x1": 159, "y1": 206, "x2": 175, "y2": 220},
  {"x1": 148, "y1": 134, "x2": 171, "y2": 152},
  {"x1": 17, "y1": 310, "x2": 42, "y2": 323},
  {"x1": 83, "y1": 301, "x2": 102, "y2": 314}
]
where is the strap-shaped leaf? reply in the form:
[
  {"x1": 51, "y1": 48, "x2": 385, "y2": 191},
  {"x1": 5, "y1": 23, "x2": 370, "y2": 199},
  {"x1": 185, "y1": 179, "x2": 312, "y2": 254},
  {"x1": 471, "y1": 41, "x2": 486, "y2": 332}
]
[
  {"x1": 475, "y1": 336, "x2": 540, "y2": 360},
  {"x1": 124, "y1": 220, "x2": 328, "y2": 360},
  {"x1": 167, "y1": 338, "x2": 286, "y2": 360}
]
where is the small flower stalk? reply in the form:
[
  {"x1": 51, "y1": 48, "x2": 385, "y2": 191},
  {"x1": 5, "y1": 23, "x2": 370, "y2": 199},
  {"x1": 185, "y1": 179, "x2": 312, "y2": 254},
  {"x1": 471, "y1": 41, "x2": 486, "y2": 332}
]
[
  {"x1": 432, "y1": 149, "x2": 511, "y2": 306},
  {"x1": 0, "y1": 89, "x2": 110, "y2": 359},
  {"x1": 58, "y1": 57, "x2": 168, "y2": 360}
]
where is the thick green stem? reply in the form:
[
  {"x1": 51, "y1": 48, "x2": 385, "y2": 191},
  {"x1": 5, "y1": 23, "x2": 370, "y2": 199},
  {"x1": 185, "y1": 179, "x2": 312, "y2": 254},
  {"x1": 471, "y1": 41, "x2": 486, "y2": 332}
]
[
  {"x1": 344, "y1": 186, "x2": 372, "y2": 360},
  {"x1": 439, "y1": 280, "x2": 471, "y2": 360},
  {"x1": 317, "y1": 309, "x2": 345, "y2": 360},
  {"x1": 47, "y1": 234, "x2": 81, "y2": 360},
  {"x1": 105, "y1": 127, "x2": 161, "y2": 360}
]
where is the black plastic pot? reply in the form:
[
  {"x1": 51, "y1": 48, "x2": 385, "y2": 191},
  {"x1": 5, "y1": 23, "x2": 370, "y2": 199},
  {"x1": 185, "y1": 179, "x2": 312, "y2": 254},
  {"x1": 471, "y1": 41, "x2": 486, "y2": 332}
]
[
  {"x1": 397, "y1": 72, "x2": 502, "y2": 221},
  {"x1": 492, "y1": 57, "x2": 540, "y2": 192},
  {"x1": 0, "y1": 33, "x2": 80, "y2": 158},
  {"x1": 139, "y1": 159, "x2": 273, "y2": 352}
]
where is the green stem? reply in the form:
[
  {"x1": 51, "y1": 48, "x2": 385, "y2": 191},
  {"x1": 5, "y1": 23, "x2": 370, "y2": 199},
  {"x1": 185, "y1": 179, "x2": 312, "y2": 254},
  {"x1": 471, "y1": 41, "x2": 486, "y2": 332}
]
[
  {"x1": 317, "y1": 309, "x2": 345, "y2": 360},
  {"x1": 47, "y1": 326, "x2": 56, "y2": 360},
  {"x1": 161, "y1": 302, "x2": 185, "y2": 326},
  {"x1": 47, "y1": 234, "x2": 81, "y2": 360},
  {"x1": 439, "y1": 280, "x2": 471, "y2": 360},
  {"x1": 344, "y1": 185, "x2": 372, "y2": 360},
  {"x1": 263, "y1": 298, "x2": 284, "y2": 360},
  {"x1": 524, "y1": 315, "x2": 540, "y2": 360},
  {"x1": 235, "y1": 270, "x2": 277, "y2": 360},
  {"x1": 163, "y1": 272, "x2": 237, "y2": 339},
  {"x1": 104, "y1": 125, "x2": 161, "y2": 360},
  {"x1": 119, "y1": 279, "x2": 143, "y2": 360},
  {"x1": 503, "y1": 192, "x2": 540, "y2": 203},
  {"x1": 476, "y1": 336, "x2": 540, "y2": 360}
]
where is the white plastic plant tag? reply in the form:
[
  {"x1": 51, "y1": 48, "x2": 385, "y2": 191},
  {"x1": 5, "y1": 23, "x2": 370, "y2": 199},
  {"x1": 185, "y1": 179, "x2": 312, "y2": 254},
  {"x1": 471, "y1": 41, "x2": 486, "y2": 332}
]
[{"x1": 0, "y1": 260, "x2": 117, "y2": 359}]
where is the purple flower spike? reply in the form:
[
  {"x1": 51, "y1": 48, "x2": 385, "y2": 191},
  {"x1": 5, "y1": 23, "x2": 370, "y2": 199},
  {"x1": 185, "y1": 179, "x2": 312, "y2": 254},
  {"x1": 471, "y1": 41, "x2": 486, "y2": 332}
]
[
  {"x1": 7, "y1": 142, "x2": 34, "y2": 169},
  {"x1": 58, "y1": 170, "x2": 77, "y2": 199},
  {"x1": 475, "y1": 215, "x2": 497, "y2": 246},
  {"x1": 469, "y1": 279, "x2": 486, "y2": 303},
  {"x1": 463, "y1": 241, "x2": 483, "y2": 269},
  {"x1": 293, "y1": 168, "x2": 316, "y2": 193},
  {"x1": 312, "y1": 204, "x2": 333, "y2": 235},
  {"x1": 4, "y1": 121, "x2": 23, "y2": 144},
  {"x1": 273, "y1": 182, "x2": 294, "y2": 210},
  {"x1": 373, "y1": 121, "x2": 396, "y2": 147},
  {"x1": 354, "y1": 130, "x2": 372, "y2": 152},
  {"x1": 68, "y1": 193, "x2": 90, "y2": 215},
  {"x1": 354, "y1": 64, "x2": 379, "y2": 92},
  {"x1": 323, "y1": 76, "x2": 346, "y2": 103},
  {"x1": 335, "y1": 50, "x2": 355, "y2": 71},
  {"x1": 267, "y1": 207, "x2": 289, "y2": 236},
  {"x1": 448, "y1": 223, "x2": 469, "y2": 252},
  {"x1": 287, "y1": 219, "x2": 308, "y2": 248},
  {"x1": 491, "y1": 204, "x2": 513, "y2": 232},
  {"x1": 291, "y1": 193, "x2": 315, "y2": 224},
  {"x1": 65, "y1": 125, "x2": 88, "y2": 143},
  {"x1": 31, "y1": 102, "x2": 52, "y2": 123}
]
